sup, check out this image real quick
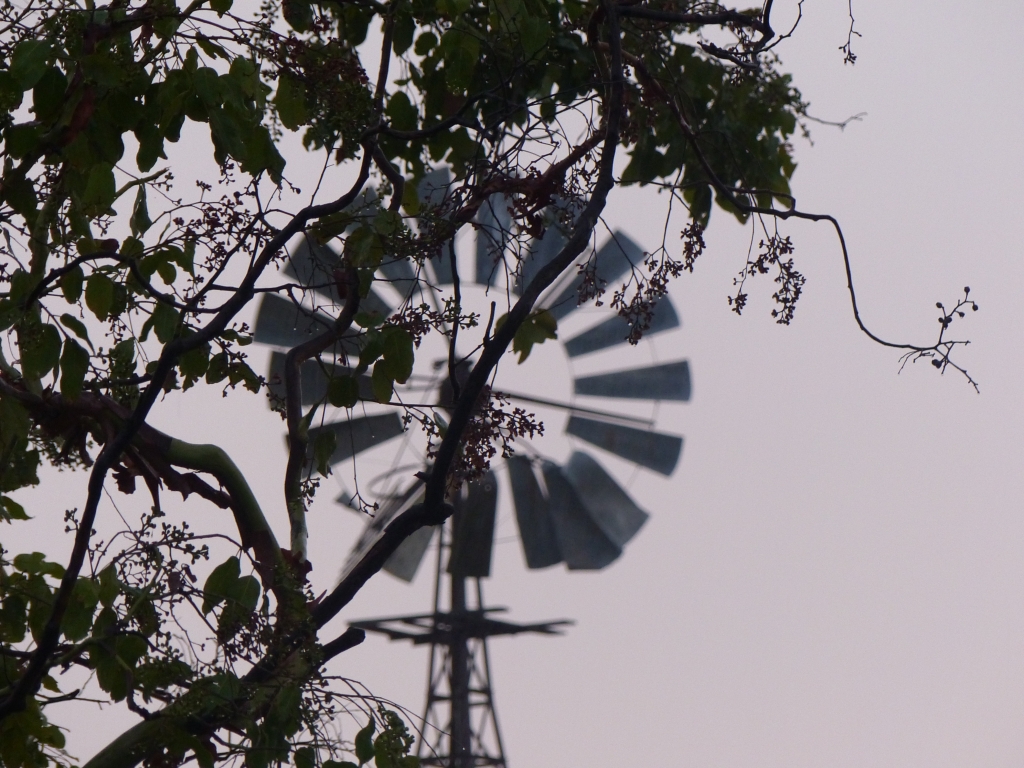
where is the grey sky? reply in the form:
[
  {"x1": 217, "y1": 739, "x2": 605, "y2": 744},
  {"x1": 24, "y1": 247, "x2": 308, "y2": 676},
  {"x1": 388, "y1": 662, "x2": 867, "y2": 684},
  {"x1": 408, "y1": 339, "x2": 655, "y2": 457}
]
[{"x1": 27, "y1": 1, "x2": 1024, "y2": 766}]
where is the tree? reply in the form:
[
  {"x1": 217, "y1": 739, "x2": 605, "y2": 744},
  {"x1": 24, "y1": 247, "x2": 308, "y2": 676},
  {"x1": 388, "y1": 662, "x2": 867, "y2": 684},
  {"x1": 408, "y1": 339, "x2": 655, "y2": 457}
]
[{"x1": 0, "y1": 1, "x2": 976, "y2": 767}]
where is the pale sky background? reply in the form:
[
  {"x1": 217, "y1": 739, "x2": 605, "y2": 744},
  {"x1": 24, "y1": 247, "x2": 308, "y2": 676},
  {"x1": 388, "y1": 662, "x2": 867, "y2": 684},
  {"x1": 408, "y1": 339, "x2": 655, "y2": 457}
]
[{"x1": 16, "y1": 1, "x2": 1024, "y2": 766}]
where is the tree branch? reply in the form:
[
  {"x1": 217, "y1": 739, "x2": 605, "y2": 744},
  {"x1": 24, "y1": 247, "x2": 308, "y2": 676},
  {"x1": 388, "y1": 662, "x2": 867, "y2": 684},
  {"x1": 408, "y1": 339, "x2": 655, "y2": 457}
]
[
  {"x1": 311, "y1": 501, "x2": 455, "y2": 628},
  {"x1": 282, "y1": 267, "x2": 361, "y2": 561},
  {"x1": 0, "y1": 148, "x2": 375, "y2": 720},
  {"x1": 421, "y1": 0, "x2": 625, "y2": 515}
]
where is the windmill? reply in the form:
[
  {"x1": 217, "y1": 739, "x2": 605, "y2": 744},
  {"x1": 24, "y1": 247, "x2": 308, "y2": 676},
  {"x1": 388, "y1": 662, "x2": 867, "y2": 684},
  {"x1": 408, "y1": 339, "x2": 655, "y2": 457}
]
[{"x1": 252, "y1": 179, "x2": 691, "y2": 767}]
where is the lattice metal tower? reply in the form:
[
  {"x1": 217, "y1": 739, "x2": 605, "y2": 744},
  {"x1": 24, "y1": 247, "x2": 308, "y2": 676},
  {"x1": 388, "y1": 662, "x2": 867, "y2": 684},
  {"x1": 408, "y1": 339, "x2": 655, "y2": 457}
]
[
  {"x1": 351, "y1": 477, "x2": 571, "y2": 768},
  {"x1": 251, "y1": 175, "x2": 692, "y2": 766}
]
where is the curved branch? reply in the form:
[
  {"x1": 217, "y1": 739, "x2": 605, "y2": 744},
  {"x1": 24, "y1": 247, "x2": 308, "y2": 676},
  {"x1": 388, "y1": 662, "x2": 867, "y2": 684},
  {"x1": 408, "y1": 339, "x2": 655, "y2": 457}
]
[
  {"x1": 623, "y1": 49, "x2": 975, "y2": 372},
  {"x1": 0, "y1": 146, "x2": 375, "y2": 721},
  {"x1": 163, "y1": 438, "x2": 285, "y2": 582},
  {"x1": 311, "y1": 501, "x2": 455, "y2": 628}
]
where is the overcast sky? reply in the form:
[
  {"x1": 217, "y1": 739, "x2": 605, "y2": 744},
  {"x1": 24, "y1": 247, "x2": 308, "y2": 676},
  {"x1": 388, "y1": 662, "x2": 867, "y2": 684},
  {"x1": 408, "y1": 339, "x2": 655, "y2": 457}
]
[{"x1": 28, "y1": 1, "x2": 1024, "y2": 766}]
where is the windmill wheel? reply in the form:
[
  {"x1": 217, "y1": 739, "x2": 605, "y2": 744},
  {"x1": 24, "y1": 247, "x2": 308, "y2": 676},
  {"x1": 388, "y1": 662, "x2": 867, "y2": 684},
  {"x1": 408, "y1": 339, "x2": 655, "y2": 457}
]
[{"x1": 251, "y1": 171, "x2": 692, "y2": 581}]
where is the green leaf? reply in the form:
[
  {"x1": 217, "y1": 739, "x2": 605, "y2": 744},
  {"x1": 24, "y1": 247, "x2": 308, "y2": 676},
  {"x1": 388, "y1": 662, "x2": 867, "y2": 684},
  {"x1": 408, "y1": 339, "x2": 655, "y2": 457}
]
[
  {"x1": 20, "y1": 323, "x2": 61, "y2": 379},
  {"x1": 130, "y1": 186, "x2": 153, "y2": 235},
  {"x1": 85, "y1": 273, "x2": 115, "y2": 320},
  {"x1": 518, "y1": 16, "x2": 551, "y2": 57},
  {"x1": 355, "y1": 311, "x2": 385, "y2": 329},
  {"x1": 82, "y1": 53, "x2": 125, "y2": 89},
  {"x1": 152, "y1": 245, "x2": 193, "y2": 278},
  {"x1": 210, "y1": 0, "x2": 233, "y2": 13},
  {"x1": 179, "y1": 342, "x2": 211, "y2": 389},
  {"x1": 382, "y1": 327, "x2": 414, "y2": 383},
  {"x1": 2, "y1": 173, "x2": 37, "y2": 218},
  {"x1": 357, "y1": 332, "x2": 385, "y2": 372},
  {"x1": 440, "y1": 28, "x2": 480, "y2": 93},
  {"x1": 32, "y1": 66, "x2": 67, "y2": 122},
  {"x1": 5, "y1": 123, "x2": 41, "y2": 159},
  {"x1": 283, "y1": 0, "x2": 313, "y2": 30},
  {"x1": 231, "y1": 574, "x2": 261, "y2": 614},
  {"x1": 324, "y1": 762, "x2": 360, "y2": 768},
  {"x1": 205, "y1": 352, "x2": 229, "y2": 384},
  {"x1": 327, "y1": 375, "x2": 360, "y2": 408},
  {"x1": 110, "y1": 339, "x2": 136, "y2": 376},
  {"x1": 150, "y1": 301, "x2": 180, "y2": 343},
  {"x1": 82, "y1": 163, "x2": 117, "y2": 215},
  {"x1": 59, "y1": 313, "x2": 91, "y2": 346},
  {"x1": 345, "y1": 225, "x2": 384, "y2": 268},
  {"x1": 0, "y1": 495, "x2": 29, "y2": 522},
  {"x1": 392, "y1": 12, "x2": 415, "y2": 54},
  {"x1": 374, "y1": 738, "x2": 394, "y2": 768},
  {"x1": 414, "y1": 31, "x2": 438, "y2": 56},
  {"x1": 263, "y1": 683, "x2": 303, "y2": 748},
  {"x1": 372, "y1": 209, "x2": 403, "y2": 236},
  {"x1": 97, "y1": 564, "x2": 120, "y2": 608},
  {"x1": 498, "y1": 309, "x2": 557, "y2": 363},
  {"x1": 59, "y1": 338, "x2": 89, "y2": 400},
  {"x1": 386, "y1": 91, "x2": 417, "y2": 132},
  {"x1": 93, "y1": 633, "x2": 148, "y2": 701},
  {"x1": 156, "y1": 260, "x2": 177, "y2": 286},
  {"x1": 121, "y1": 236, "x2": 144, "y2": 259},
  {"x1": 355, "y1": 720, "x2": 377, "y2": 765},
  {"x1": 371, "y1": 362, "x2": 394, "y2": 404},
  {"x1": 293, "y1": 747, "x2": 315, "y2": 768},
  {"x1": 202, "y1": 556, "x2": 240, "y2": 615},
  {"x1": 62, "y1": 577, "x2": 99, "y2": 641},
  {"x1": 274, "y1": 72, "x2": 307, "y2": 131},
  {"x1": 60, "y1": 266, "x2": 84, "y2": 303},
  {"x1": 135, "y1": 121, "x2": 166, "y2": 171},
  {"x1": 13, "y1": 552, "x2": 65, "y2": 578},
  {"x1": 196, "y1": 33, "x2": 227, "y2": 60},
  {"x1": 9, "y1": 40, "x2": 51, "y2": 90},
  {"x1": 313, "y1": 428, "x2": 337, "y2": 477}
]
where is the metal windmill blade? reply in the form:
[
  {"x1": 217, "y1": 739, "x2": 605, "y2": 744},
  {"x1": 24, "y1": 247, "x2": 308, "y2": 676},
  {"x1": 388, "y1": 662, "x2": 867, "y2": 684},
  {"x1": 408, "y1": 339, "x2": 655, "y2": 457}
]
[
  {"x1": 250, "y1": 203, "x2": 691, "y2": 580},
  {"x1": 249, "y1": 195, "x2": 694, "y2": 768}
]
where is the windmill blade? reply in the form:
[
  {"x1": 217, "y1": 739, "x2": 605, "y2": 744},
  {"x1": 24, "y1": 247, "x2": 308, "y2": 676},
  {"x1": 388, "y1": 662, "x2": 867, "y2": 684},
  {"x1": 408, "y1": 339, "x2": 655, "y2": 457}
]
[
  {"x1": 307, "y1": 413, "x2": 404, "y2": 467},
  {"x1": 418, "y1": 169, "x2": 455, "y2": 285},
  {"x1": 285, "y1": 236, "x2": 393, "y2": 318},
  {"x1": 378, "y1": 257, "x2": 420, "y2": 303},
  {"x1": 475, "y1": 195, "x2": 511, "y2": 287},
  {"x1": 339, "y1": 479, "x2": 424, "y2": 582},
  {"x1": 267, "y1": 351, "x2": 375, "y2": 406},
  {"x1": 254, "y1": 293, "x2": 335, "y2": 348},
  {"x1": 512, "y1": 226, "x2": 565, "y2": 296},
  {"x1": 540, "y1": 461, "x2": 621, "y2": 570},
  {"x1": 563, "y1": 300, "x2": 680, "y2": 358},
  {"x1": 447, "y1": 471, "x2": 498, "y2": 578},
  {"x1": 562, "y1": 451, "x2": 649, "y2": 548},
  {"x1": 565, "y1": 415, "x2": 683, "y2": 476},
  {"x1": 384, "y1": 524, "x2": 436, "y2": 582},
  {"x1": 283, "y1": 235, "x2": 343, "y2": 303},
  {"x1": 574, "y1": 360, "x2": 691, "y2": 401},
  {"x1": 507, "y1": 456, "x2": 562, "y2": 569},
  {"x1": 546, "y1": 231, "x2": 643, "y2": 320}
]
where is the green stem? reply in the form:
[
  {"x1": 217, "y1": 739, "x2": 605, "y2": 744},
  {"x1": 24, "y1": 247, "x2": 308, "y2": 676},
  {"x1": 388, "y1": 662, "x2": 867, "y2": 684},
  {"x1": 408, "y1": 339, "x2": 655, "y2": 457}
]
[{"x1": 164, "y1": 439, "x2": 285, "y2": 577}]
